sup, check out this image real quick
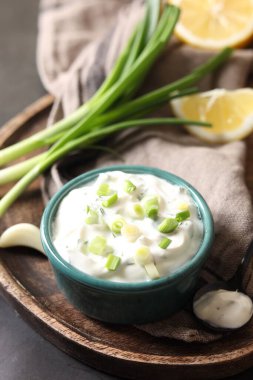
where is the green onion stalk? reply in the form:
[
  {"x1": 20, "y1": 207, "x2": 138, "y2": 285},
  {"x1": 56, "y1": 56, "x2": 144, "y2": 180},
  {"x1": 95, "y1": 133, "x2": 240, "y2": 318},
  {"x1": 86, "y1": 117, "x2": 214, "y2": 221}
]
[{"x1": 0, "y1": 0, "x2": 233, "y2": 217}]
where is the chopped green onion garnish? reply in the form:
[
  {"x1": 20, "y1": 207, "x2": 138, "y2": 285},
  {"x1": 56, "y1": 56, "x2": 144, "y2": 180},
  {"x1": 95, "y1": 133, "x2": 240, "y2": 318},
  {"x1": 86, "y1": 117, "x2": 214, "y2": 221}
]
[
  {"x1": 85, "y1": 209, "x2": 98, "y2": 224},
  {"x1": 97, "y1": 183, "x2": 111, "y2": 196},
  {"x1": 176, "y1": 210, "x2": 190, "y2": 222},
  {"x1": 143, "y1": 196, "x2": 159, "y2": 220},
  {"x1": 134, "y1": 246, "x2": 152, "y2": 266},
  {"x1": 121, "y1": 224, "x2": 141, "y2": 242},
  {"x1": 88, "y1": 236, "x2": 107, "y2": 255},
  {"x1": 85, "y1": 217, "x2": 96, "y2": 225},
  {"x1": 177, "y1": 201, "x2": 189, "y2": 211},
  {"x1": 102, "y1": 192, "x2": 118, "y2": 207},
  {"x1": 105, "y1": 253, "x2": 121, "y2": 271},
  {"x1": 159, "y1": 237, "x2": 172, "y2": 249},
  {"x1": 111, "y1": 218, "x2": 125, "y2": 234},
  {"x1": 158, "y1": 218, "x2": 178, "y2": 233},
  {"x1": 133, "y1": 203, "x2": 144, "y2": 218},
  {"x1": 144, "y1": 262, "x2": 160, "y2": 280},
  {"x1": 124, "y1": 179, "x2": 136, "y2": 193}
]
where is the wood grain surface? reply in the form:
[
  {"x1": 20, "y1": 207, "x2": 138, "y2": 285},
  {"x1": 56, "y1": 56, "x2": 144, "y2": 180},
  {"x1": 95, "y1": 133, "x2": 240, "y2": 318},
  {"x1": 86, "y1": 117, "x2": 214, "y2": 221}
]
[{"x1": 1, "y1": 96, "x2": 253, "y2": 380}]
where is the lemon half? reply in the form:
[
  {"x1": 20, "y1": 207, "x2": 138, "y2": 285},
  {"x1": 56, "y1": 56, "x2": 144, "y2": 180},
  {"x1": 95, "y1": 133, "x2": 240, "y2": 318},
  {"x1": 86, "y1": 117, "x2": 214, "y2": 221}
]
[{"x1": 169, "y1": 0, "x2": 253, "y2": 49}]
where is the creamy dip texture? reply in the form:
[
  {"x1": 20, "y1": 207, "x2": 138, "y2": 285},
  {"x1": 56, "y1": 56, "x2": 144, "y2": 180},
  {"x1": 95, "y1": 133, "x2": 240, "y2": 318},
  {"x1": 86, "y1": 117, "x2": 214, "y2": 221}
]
[{"x1": 52, "y1": 171, "x2": 203, "y2": 282}]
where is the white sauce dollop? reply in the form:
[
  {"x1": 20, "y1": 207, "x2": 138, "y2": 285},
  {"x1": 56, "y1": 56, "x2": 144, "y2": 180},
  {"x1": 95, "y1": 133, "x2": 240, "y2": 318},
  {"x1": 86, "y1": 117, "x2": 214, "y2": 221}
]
[
  {"x1": 52, "y1": 171, "x2": 203, "y2": 282},
  {"x1": 193, "y1": 289, "x2": 253, "y2": 329}
]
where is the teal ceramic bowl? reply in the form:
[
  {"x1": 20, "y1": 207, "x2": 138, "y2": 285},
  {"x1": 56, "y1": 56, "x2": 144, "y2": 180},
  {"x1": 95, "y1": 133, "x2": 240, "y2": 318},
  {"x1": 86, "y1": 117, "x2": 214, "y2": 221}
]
[{"x1": 41, "y1": 165, "x2": 214, "y2": 324}]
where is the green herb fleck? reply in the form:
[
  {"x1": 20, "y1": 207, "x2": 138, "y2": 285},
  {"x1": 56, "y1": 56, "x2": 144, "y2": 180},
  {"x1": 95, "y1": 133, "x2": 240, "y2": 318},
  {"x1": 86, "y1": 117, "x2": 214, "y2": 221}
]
[
  {"x1": 105, "y1": 254, "x2": 121, "y2": 271},
  {"x1": 159, "y1": 237, "x2": 172, "y2": 249}
]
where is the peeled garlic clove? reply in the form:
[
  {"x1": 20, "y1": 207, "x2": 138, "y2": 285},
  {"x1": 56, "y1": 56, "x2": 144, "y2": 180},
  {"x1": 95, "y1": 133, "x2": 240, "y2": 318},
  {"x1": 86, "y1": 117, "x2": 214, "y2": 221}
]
[
  {"x1": 0, "y1": 223, "x2": 46, "y2": 255},
  {"x1": 193, "y1": 289, "x2": 253, "y2": 330}
]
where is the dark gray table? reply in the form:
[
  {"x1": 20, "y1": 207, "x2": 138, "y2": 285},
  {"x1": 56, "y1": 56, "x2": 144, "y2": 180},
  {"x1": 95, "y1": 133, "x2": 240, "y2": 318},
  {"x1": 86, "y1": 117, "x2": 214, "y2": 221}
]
[{"x1": 0, "y1": 1, "x2": 252, "y2": 379}]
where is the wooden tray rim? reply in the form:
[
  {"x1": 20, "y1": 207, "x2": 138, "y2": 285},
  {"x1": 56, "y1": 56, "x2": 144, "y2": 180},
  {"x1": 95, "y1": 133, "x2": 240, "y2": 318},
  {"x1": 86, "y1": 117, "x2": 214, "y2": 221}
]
[{"x1": 1, "y1": 95, "x2": 253, "y2": 375}]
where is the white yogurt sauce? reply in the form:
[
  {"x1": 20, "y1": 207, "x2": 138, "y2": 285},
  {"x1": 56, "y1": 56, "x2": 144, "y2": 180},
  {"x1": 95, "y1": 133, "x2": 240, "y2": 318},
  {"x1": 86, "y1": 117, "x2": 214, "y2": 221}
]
[
  {"x1": 193, "y1": 289, "x2": 253, "y2": 329},
  {"x1": 52, "y1": 171, "x2": 203, "y2": 282}
]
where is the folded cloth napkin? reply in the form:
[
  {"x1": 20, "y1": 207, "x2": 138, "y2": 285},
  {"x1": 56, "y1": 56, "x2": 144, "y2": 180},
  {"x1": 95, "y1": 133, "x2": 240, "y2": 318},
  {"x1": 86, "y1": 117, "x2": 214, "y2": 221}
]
[{"x1": 37, "y1": 0, "x2": 253, "y2": 342}]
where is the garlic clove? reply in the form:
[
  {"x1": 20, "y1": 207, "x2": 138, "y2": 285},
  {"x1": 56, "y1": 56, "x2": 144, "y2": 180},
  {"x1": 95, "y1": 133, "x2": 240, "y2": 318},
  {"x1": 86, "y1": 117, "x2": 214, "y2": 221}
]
[{"x1": 0, "y1": 223, "x2": 46, "y2": 256}]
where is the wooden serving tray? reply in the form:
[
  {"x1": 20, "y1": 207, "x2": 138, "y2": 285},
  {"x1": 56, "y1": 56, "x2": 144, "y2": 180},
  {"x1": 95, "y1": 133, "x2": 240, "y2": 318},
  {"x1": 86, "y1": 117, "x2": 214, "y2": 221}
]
[{"x1": 1, "y1": 96, "x2": 253, "y2": 380}]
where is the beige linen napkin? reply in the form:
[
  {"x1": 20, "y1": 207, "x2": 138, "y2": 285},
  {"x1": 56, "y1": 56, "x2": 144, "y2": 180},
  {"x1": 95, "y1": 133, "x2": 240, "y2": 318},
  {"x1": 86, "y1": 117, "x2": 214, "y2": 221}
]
[{"x1": 38, "y1": 0, "x2": 253, "y2": 342}]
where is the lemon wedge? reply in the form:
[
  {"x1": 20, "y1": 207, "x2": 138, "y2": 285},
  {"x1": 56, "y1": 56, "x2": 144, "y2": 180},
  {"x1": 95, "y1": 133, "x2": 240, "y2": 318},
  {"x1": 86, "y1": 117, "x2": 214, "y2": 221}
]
[
  {"x1": 168, "y1": 0, "x2": 253, "y2": 49},
  {"x1": 171, "y1": 88, "x2": 253, "y2": 143}
]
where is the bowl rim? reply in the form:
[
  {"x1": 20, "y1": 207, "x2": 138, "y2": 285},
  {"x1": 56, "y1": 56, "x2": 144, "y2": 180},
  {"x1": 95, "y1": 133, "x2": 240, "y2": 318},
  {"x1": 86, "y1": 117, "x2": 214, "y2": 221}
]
[{"x1": 41, "y1": 165, "x2": 214, "y2": 292}]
